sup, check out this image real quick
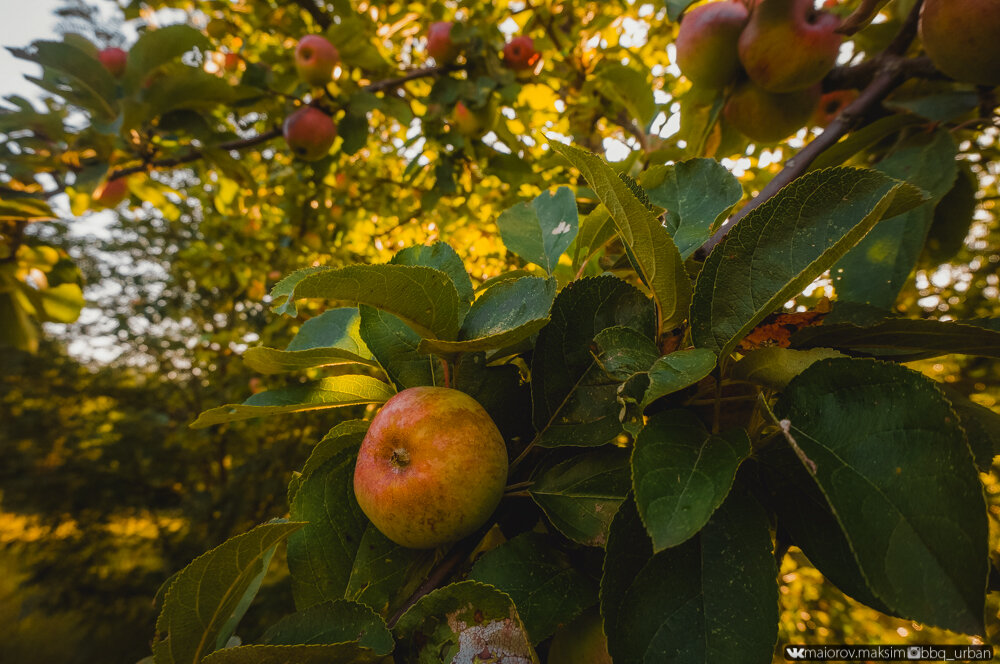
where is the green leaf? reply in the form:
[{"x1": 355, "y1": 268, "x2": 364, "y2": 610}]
[
  {"x1": 190, "y1": 376, "x2": 394, "y2": 428},
  {"x1": 470, "y1": 532, "x2": 598, "y2": 643},
  {"x1": 641, "y1": 159, "x2": 743, "y2": 259},
  {"x1": 11, "y1": 41, "x2": 116, "y2": 118},
  {"x1": 299, "y1": 421, "x2": 371, "y2": 482},
  {"x1": 691, "y1": 167, "x2": 924, "y2": 358},
  {"x1": 289, "y1": 265, "x2": 462, "y2": 340},
  {"x1": 925, "y1": 162, "x2": 978, "y2": 263},
  {"x1": 152, "y1": 521, "x2": 305, "y2": 664},
  {"x1": 418, "y1": 277, "x2": 555, "y2": 355},
  {"x1": 603, "y1": 492, "x2": 778, "y2": 664},
  {"x1": 390, "y1": 242, "x2": 474, "y2": 309},
  {"x1": 0, "y1": 196, "x2": 56, "y2": 222},
  {"x1": 593, "y1": 62, "x2": 657, "y2": 126},
  {"x1": 810, "y1": 114, "x2": 922, "y2": 171},
  {"x1": 140, "y1": 66, "x2": 235, "y2": 118},
  {"x1": 732, "y1": 347, "x2": 846, "y2": 390},
  {"x1": 359, "y1": 306, "x2": 442, "y2": 391},
  {"x1": 287, "y1": 448, "x2": 369, "y2": 610},
  {"x1": 497, "y1": 187, "x2": 579, "y2": 274},
  {"x1": 270, "y1": 267, "x2": 329, "y2": 316},
  {"x1": 593, "y1": 326, "x2": 661, "y2": 380},
  {"x1": 642, "y1": 348, "x2": 717, "y2": 408},
  {"x1": 752, "y1": 446, "x2": 894, "y2": 615},
  {"x1": 528, "y1": 446, "x2": 631, "y2": 547},
  {"x1": 551, "y1": 142, "x2": 691, "y2": 330},
  {"x1": 344, "y1": 526, "x2": 435, "y2": 618},
  {"x1": 263, "y1": 600, "x2": 394, "y2": 654},
  {"x1": 834, "y1": 129, "x2": 958, "y2": 308},
  {"x1": 791, "y1": 318, "x2": 1000, "y2": 362},
  {"x1": 632, "y1": 410, "x2": 750, "y2": 551},
  {"x1": 243, "y1": 308, "x2": 376, "y2": 374},
  {"x1": 776, "y1": 358, "x2": 988, "y2": 634},
  {"x1": 124, "y1": 25, "x2": 212, "y2": 91},
  {"x1": 452, "y1": 352, "x2": 534, "y2": 444},
  {"x1": 393, "y1": 581, "x2": 536, "y2": 664},
  {"x1": 531, "y1": 276, "x2": 656, "y2": 447},
  {"x1": 199, "y1": 644, "x2": 384, "y2": 664},
  {"x1": 572, "y1": 206, "x2": 616, "y2": 272}
]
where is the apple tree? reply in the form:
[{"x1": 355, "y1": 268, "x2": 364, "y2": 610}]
[{"x1": 3, "y1": 0, "x2": 1000, "y2": 662}]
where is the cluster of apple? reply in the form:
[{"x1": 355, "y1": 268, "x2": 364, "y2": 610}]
[
  {"x1": 427, "y1": 20, "x2": 540, "y2": 139},
  {"x1": 282, "y1": 35, "x2": 340, "y2": 162},
  {"x1": 675, "y1": 0, "x2": 842, "y2": 143}
]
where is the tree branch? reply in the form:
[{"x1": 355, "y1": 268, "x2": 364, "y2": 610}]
[
  {"x1": 105, "y1": 65, "x2": 463, "y2": 182},
  {"x1": 696, "y1": 0, "x2": 926, "y2": 258}
]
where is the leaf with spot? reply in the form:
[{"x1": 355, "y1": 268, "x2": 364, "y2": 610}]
[
  {"x1": 470, "y1": 532, "x2": 598, "y2": 643},
  {"x1": 691, "y1": 167, "x2": 924, "y2": 358},
  {"x1": 393, "y1": 581, "x2": 537, "y2": 664},
  {"x1": 498, "y1": 187, "x2": 579, "y2": 274}
]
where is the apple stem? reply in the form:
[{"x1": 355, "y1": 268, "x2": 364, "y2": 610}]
[{"x1": 439, "y1": 358, "x2": 451, "y2": 388}]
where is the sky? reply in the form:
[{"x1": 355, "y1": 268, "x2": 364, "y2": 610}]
[{"x1": 0, "y1": 0, "x2": 63, "y2": 99}]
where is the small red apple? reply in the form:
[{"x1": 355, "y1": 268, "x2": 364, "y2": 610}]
[
  {"x1": 451, "y1": 100, "x2": 491, "y2": 138},
  {"x1": 223, "y1": 52, "x2": 241, "y2": 72},
  {"x1": 427, "y1": 21, "x2": 459, "y2": 63},
  {"x1": 811, "y1": 89, "x2": 857, "y2": 127},
  {"x1": 675, "y1": 1, "x2": 750, "y2": 89},
  {"x1": 283, "y1": 106, "x2": 337, "y2": 161},
  {"x1": 92, "y1": 177, "x2": 128, "y2": 208},
  {"x1": 98, "y1": 47, "x2": 128, "y2": 78},
  {"x1": 503, "y1": 35, "x2": 540, "y2": 71},
  {"x1": 353, "y1": 386, "x2": 508, "y2": 549},
  {"x1": 295, "y1": 34, "x2": 339, "y2": 87}
]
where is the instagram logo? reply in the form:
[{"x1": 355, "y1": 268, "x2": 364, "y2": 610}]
[{"x1": 907, "y1": 646, "x2": 922, "y2": 660}]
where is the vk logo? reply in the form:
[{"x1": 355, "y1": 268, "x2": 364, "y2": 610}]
[{"x1": 785, "y1": 646, "x2": 807, "y2": 660}]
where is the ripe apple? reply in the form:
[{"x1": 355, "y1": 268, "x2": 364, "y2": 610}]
[
  {"x1": 295, "y1": 34, "x2": 339, "y2": 87},
  {"x1": 920, "y1": 0, "x2": 1000, "y2": 86},
  {"x1": 724, "y1": 80, "x2": 819, "y2": 143},
  {"x1": 283, "y1": 106, "x2": 337, "y2": 161},
  {"x1": 811, "y1": 89, "x2": 857, "y2": 127},
  {"x1": 92, "y1": 177, "x2": 128, "y2": 208},
  {"x1": 427, "y1": 21, "x2": 459, "y2": 63},
  {"x1": 738, "y1": 0, "x2": 842, "y2": 92},
  {"x1": 98, "y1": 47, "x2": 128, "y2": 78},
  {"x1": 547, "y1": 608, "x2": 612, "y2": 664},
  {"x1": 675, "y1": 1, "x2": 749, "y2": 89},
  {"x1": 353, "y1": 386, "x2": 508, "y2": 549},
  {"x1": 503, "y1": 35, "x2": 540, "y2": 71},
  {"x1": 223, "y1": 52, "x2": 241, "y2": 72}
]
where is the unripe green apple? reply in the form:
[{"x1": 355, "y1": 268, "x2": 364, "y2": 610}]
[
  {"x1": 451, "y1": 100, "x2": 494, "y2": 138},
  {"x1": 503, "y1": 35, "x2": 540, "y2": 72},
  {"x1": 427, "y1": 21, "x2": 459, "y2": 63},
  {"x1": 98, "y1": 47, "x2": 128, "y2": 78},
  {"x1": 724, "y1": 80, "x2": 819, "y2": 143},
  {"x1": 920, "y1": 0, "x2": 1000, "y2": 86},
  {"x1": 353, "y1": 386, "x2": 508, "y2": 549},
  {"x1": 675, "y1": 1, "x2": 749, "y2": 89},
  {"x1": 283, "y1": 107, "x2": 337, "y2": 161},
  {"x1": 738, "y1": 0, "x2": 842, "y2": 92},
  {"x1": 92, "y1": 177, "x2": 128, "y2": 208},
  {"x1": 547, "y1": 608, "x2": 612, "y2": 664},
  {"x1": 295, "y1": 34, "x2": 339, "y2": 87}
]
